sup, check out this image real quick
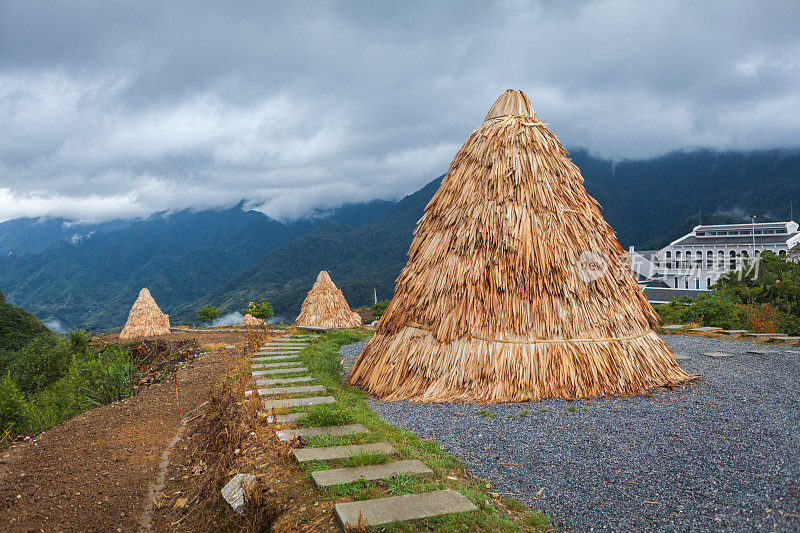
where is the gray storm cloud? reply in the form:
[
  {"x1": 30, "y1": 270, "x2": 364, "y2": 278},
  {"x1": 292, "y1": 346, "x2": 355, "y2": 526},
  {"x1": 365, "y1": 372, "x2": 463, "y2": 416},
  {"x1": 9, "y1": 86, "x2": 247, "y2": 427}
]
[{"x1": 1, "y1": 0, "x2": 800, "y2": 222}]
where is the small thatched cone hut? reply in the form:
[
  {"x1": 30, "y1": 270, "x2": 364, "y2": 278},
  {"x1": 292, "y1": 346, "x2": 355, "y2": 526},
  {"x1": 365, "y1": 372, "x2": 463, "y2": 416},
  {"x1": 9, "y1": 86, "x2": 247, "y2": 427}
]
[
  {"x1": 119, "y1": 288, "x2": 171, "y2": 339},
  {"x1": 348, "y1": 89, "x2": 696, "y2": 403},
  {"x1": 242, "y1": 313, "x2": 265, "y2": 326},
  {"x1": 296, "y1": 271, "x2": 361, "y2": 329}
]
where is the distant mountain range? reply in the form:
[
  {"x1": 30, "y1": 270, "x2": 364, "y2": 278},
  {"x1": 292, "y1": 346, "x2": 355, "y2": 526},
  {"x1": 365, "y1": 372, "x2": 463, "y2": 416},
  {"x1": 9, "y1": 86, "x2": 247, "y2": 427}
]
[{"x1": 2, "y1": 148, "x2": 799, "y2": 331}]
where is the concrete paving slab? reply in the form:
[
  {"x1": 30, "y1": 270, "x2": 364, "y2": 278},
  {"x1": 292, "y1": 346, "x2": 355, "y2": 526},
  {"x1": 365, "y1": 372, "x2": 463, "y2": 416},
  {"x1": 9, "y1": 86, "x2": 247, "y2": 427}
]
[
  {"x1": 252, "y1": 354, "x2": 301, "y2": 361},
  {"x1": 252, "y1": 367, "x2": 308, "y2": 376},
  {"x1": 311, "y1": 459, "x2": 433, "y2": 487},
  {"x1": 265, "y1": 412, "x2": 305, "y2": 424},
  {"x1": 293, "y1": 442, "x2": 396, "y2": 462},
  {"x1": 221, "y1": 473, "x2": 256, "y2": 514},
  {"x1": 276, "y1": 423, "x2": 370, "y2": 442},
  {"x1": 769, "y1": 336, "x2": 800, "y2": 341},
  {"x1": 744, "y1": 333, "x2": 786, "y2": 337},
  {"x1": 263, "y1": 396, "x2": 335, "y2": 410},
  {"x1": 334, "y1": 490, "x2": 477, "y2": 528},
  {"x1": 747, "y1": 348, "x2": 779, "y2": 355},
  {"x1": 256, "y1": 375, "x2": 314, "y2": 387},
  {"x1": 246, "y1": 384, "x2": 325, "y2": 397},
  {"x1": 701, "y1": 351, "x2": 734, "y2": 358},
  {"x1": 251, "y1": 361, "x2": 303, "y2": 369},
  {"x1": 690, "y1": 326, "x2": 722, "y2": 332},
  {"x1": 673, "y1": 354, "x2": 691, "y2": 361},
  {"x1": 661, "y1": 325, "x2": 687, "y2": 330},
  {"x1": 717, "y1": 330, "x2": 749, "y2": 335},
  {"x1": 258, "y1": 384, "x2": 326, "y2": 396}
]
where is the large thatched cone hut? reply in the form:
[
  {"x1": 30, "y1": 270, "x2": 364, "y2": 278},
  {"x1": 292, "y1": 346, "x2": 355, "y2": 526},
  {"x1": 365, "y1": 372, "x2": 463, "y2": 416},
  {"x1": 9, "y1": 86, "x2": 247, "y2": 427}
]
[
  {"x1": 119, "y1": 288, "x2": 171, "y2": 339},
  {"x1": 296, "y1": 271, "x2": 361, "y2": 329},
  {"x1": 348, "y1": 89, "x2": 696, "y2": 403}
]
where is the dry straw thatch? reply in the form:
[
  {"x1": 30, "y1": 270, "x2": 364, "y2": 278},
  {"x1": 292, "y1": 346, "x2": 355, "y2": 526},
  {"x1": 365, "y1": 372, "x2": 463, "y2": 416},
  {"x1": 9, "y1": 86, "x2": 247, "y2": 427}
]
[
  {"x1": 348, "y1": 89, "x2": 696, "y2": 403},
  {"x1": 119, "y1": 288, "x2": 171, "y2": 340},
  {"x1": 295, "y1": 271, "x2": 361, "y2": 329},
  {"x1": 241, "y1": 313, "x2": 265, "y2": 326}
]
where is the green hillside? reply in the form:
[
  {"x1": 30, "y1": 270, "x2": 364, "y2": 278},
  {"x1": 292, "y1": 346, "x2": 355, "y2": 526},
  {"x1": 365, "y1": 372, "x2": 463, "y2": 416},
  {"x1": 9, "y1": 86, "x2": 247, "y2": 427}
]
[{"x1": 0, "y1": 290, "x2": 54, "y2": 352}]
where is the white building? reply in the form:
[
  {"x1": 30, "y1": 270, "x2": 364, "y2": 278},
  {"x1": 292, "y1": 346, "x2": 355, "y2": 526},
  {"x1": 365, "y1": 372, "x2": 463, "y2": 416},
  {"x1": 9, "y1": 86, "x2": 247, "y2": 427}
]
[{"x1": 630, "y1": 221, "x2": 800, "y2": 303}]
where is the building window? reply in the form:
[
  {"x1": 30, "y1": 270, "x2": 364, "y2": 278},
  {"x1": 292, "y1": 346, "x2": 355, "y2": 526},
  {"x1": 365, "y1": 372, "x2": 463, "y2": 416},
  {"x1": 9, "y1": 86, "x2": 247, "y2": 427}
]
[
  {"x1": 706, "y1": 250, "x2": 713, "y2": 268},
  {"x1": 730, "y1": 250, "x2": 737, "y2": 269},
  {"x1": 675, "y1": 278, "x2": 679, "y2": 288},
  {"x1": 779, "y1": 250, "x2": 787, "y2": 256},
  {"x1": 707, "y1": 277, "x2": 711, "y2": 288},
  {"x1": 718, "y1": 250, "x2": 725, "y2": 268},
  {"x1": 695, "y1": 279, "x2": 700, "y2": 289},
  {"x1": 684, "y1": 277, "x2": 689, "y2": 289}
]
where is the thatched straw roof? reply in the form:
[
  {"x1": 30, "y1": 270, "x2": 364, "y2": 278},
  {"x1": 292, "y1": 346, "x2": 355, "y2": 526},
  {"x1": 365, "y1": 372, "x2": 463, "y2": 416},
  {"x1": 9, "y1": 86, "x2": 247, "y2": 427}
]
[
  {"x1": 347, "y1": 89, "x2": 697, "y2": 403},
  {"x1": 242, "y1": 313, "x2": 265, "y2": 326},
  {"x1": 119, "y1": 288, "x2": 171, "y2": 339},
  {"x1": 295, "y1": 271, "x2": 361, "y2": 329}
]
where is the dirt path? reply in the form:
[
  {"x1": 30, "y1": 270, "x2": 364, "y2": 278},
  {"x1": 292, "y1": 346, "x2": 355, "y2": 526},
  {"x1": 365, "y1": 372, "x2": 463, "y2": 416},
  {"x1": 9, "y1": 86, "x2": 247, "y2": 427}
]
[{"x1": 0, "y1": 344, "x2": 235, "y2": 532}]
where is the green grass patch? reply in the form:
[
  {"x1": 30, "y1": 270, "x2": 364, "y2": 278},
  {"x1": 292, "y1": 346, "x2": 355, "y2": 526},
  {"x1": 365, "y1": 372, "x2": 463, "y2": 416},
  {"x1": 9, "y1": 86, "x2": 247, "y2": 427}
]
[
  {"x1": 476, "y1": 409, "x2": 496, "y2": 418},
  {"x1": 539, "y1": 408, "x2": 549, "y2": 413},
  {"x1": 341, "y1": 449, "x2": 391, "y2": 467},
  {"x1": 566, "y1": 405, "x2": 577, "y2": 412},
  {"x1": 518, "y1": 410, "x2": 530, "y2": 417},
  {"x1": 295, "y1": 403, "x2": 355, "y2": 428}
]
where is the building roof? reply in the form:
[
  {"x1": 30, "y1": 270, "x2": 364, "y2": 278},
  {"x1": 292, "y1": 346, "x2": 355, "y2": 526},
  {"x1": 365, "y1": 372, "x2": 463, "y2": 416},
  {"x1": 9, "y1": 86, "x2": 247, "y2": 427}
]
[
  {"x1": 670, "y1": 232, "x2": 800, "y2": 246},
  {"x1": 694, "y1": 221, "x2": 793, "y2": 232}
]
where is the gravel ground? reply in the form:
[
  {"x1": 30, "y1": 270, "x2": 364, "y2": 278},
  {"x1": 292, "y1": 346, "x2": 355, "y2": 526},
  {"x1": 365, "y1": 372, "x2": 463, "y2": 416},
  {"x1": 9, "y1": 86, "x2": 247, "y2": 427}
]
[{"x1": 340, "y1": 335, "x2": 800, "y2": 532}]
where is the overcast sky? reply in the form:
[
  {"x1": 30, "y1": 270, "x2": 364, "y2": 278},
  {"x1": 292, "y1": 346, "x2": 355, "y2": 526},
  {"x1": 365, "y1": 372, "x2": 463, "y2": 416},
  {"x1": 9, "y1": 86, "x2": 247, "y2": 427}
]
[{"x1": 1, "y1": 1, "x2": 799, "y2": 222}]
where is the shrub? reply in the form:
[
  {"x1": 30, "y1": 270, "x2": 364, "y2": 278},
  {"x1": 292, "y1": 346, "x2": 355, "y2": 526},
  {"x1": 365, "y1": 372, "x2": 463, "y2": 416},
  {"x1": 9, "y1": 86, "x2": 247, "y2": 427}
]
[
  {"x1": 0, "y1": 372, "x2": 31, "y2": 439},
  {"x1": 68, "y1": 329, "x2": 89, "y2": 353},
  {"x1": 372, "y1": 299, "x2": 390, "y2": 318},
  {"x1": 9, "y1": 335, "x2": 72, "y2": 395},
  {"x1": 75, "y1": 346, "x2": 132, "y2": 408},
  {"x1": 744, "y1": 302, "x2": 781, "y2": 333}
]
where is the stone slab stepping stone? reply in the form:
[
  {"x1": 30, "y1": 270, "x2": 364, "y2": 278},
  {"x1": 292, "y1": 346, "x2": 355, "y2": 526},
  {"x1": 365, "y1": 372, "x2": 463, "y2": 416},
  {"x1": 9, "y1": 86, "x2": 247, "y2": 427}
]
[
  {"x1": 221, "y1": 473, "x2": 256, "y2": 514},
  {"x1": 256, "y1": 348, "x2": 303, "y2": 352},
  {"x1": 256, "y1": 375, "x2": 314, "y2": 387},
  {"x1": 253, "y1": 354, "x2": 300, "y2": 361},
  {"x1": 293, "y1": 442, "x2": 396, "y2": 462},
  {"x1": 701, "y1": 351, "x2": 734, "y2": 358},
  {"x1": 334, "y1": 489, "x2": 477, "y2": 528},
  {"x1": 265, "y1": 412, "x2": 305, "y2": 424},
  {"x1": 745, "y1": 332, "x2": 785, "y2": 337},
  {"x1": 312, "y1": 459, "x2": 432, "y2": 487},
  {"x1": 252, "y1": 361, "x2": 303, "y2": 369},
  {"x1": 718, "y1": 330, "x2": 749, "y2": 335},
  {"x1": 661, "y1": 325, "x2": 686, "y2": 330},
  {"x1": 770, "y1": 336, "x2": 800, "y2": 341},
  {"x1": 263, "y1": 396, "x2": 335, "y2": 410},
  {"x1": 673, "y1": 354, "x2": 690, "y2": 361},
  {"x1": 276, "y1": 423, "x2": 369, "y2": 442},
  {"x1": 246, "y1": 384, "x2": 325, "y2": 398},
  {"x1": 259, "y1": 384, "x2": 326, "y2": 396},
  {"x1": 690, "y1": 326, "x2": 722, "y2": 332},
  {"x1": 252, "y1": 367, "x2": 309, "y2": 377},
  {"x1": 747, "y1": 348, "x2": 779, "y2": 355}
]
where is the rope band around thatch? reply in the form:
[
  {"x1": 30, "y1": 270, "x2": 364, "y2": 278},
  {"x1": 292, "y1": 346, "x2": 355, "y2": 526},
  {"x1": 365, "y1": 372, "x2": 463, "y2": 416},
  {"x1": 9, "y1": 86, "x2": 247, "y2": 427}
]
[{"x1": 406, "y1": 322, "x2": 651, "y2": 344}]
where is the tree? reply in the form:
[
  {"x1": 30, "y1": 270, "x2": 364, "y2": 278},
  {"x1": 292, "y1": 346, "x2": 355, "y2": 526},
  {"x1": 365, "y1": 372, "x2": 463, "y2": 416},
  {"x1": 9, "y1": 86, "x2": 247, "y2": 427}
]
[
  {"x1": 373, "y1": 299, "x2": 390, "y2": 318},
  {"x1": 240, "y1": 298, "x2": 274, "y2": 321},
  {"x1": 197, "y1": 304, "x2": 221, "y2": 327}
]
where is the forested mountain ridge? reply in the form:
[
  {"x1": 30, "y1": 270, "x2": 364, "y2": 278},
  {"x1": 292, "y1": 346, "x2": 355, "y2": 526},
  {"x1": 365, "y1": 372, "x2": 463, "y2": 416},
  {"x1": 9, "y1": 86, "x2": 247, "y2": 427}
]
[{"x1": 2, "y1": 148, "x2": 799, "y2": 330}]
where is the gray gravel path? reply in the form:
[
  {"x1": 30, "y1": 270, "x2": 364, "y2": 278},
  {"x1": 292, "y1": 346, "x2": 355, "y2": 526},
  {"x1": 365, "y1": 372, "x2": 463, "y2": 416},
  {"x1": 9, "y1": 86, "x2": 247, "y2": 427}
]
[{"x1": 340, "y1": 336, "x2": 800, "y2": 532}]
